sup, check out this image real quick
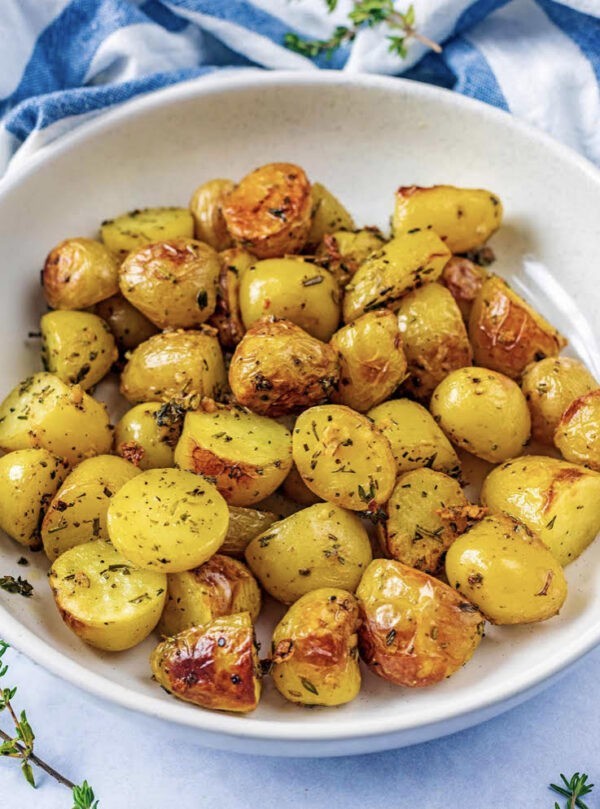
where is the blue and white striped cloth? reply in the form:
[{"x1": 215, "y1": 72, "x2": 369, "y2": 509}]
[{"x1": 0, "y1": 0, "x2": 599, "y2": 176}]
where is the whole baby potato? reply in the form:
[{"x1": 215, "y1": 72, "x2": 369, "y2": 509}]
[
  {"x1": 430, "y1": 367, "x2": 531, "y2": 462},
  {"x1": 239, "y1": 258, "x2": 341, "y2": 342},
  {"x1": 220, "y1": 505, "x2": 278, "y2": 557},
  {"x1": 41, "y1": 310, "x2": 117, "y2": 389},
  {"x1": 367, "y1": 399, "x2": 460, "y2": 477},
  {"x1": 521, "y1": 357, "x2": 597, "y2": 444},
  {"x1": 50, "y1": 539, "x2": 167, "y2": 652},
  {"x1": 189, "y1": 178, "x2": 235, "y2": 250},
  {"x1": 305, "y1": 182, "x2": 355, "y2": 251},
  {"x1": 101, "y1": 207, "x2": 194, "y2": 258},
  {"x1": 357, "y1": 559, "x2": 484, "y2": 687},
  {"x1": 441, "y1": 255, "x2": 488, "y2": 321},
  {"x1": 94, "y1": 294, "x2": 158, "y2": 352},
  {"x1": 228, "y1": 318, "x2": 340, "y2": 416},
  {"x1": 41, "y1": 455, "x2": 141, "y2": 561},
  {"x1": 120, "y1": 329, "x2": 227, "y2": 405},
  {"x1": 392, "y1": 185, "x2": 503, "y2": 253},
  {"x1": 480, "y1": 455, "x2": 600, "y2": 565},
  {"x1": 343, "y1": 230, "x2": 451, "y2": 323},
  {"x1": 330, "y1": 309, "x2": 408, "y2": 412},
  {"x1": 208, "y1": 247, "x2": 254, "y2": 348},
  {"x1": 0, "y1": 373, "x2": 112, "y2": 465},
  {"x1": 0, "y1": 449, "x2": 68, "y2": 549},
  {"x1": 554, "y1": 390, "x2": 600, "y2": 471},
  {"x1": 174, "y1": 404, "x2": 292, "y2": 506},
  {"x1": 107, "y1": 468, "x2": 229, "y2": 573},
  {"x1": 119, "y1": 238, "x2": 220, "y2": 329},
  {"x1": 245, "y1": 503, "x2": 372, "y2": 604},
  {"x1": 158, "y1": 554, "x2": 261, "y2": 637},
  {"x1": 381, "y1": 468, "x2": 470, "y2": 575},
  {"x1": 115, "y1": 402, "x2": 183, "y2": 470},
  {"x1": 43, "y1": 238, "x2": 120, "y2": 310},
  {"x1": 292, "y1": 405, "x2": 396, "y2": 513},
  {"x1": 316, "y1": 228, "x2": 386, "y2": 287},
  {"x1": 282, "y1": 463, "x2": 322, "y2": 506},
  {"x1": 397, "y1": 282, "x2": 473, "y2": 400},
  {"x1": 223, "y1": 162, "x2": 312, "y2": 258},
  {"x1": 469, "y1": 276, "x2": 566, "y2": 378},
  {"x1": 445, "y1": 514, "x2": 567, "y2": 624},
  {"x1": 271, "y1": 588, "x2": 361, "y2": 706},
  {"x1": 151, "y1": 612, "x2": 261, "y2": 712}
]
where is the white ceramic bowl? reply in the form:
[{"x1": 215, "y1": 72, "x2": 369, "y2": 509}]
[{"x1": 1, "y1": 72, "x2": 600, "y2": 757}]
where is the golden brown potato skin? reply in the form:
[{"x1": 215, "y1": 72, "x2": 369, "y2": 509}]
[
  {"x1": 554, "y1": 389, "x2": 600, "y2": 470},
  {"x1": 151, "y1": 613, "x2": 261, "y2": 712},
  {"x1": 397, "y1": 283, "x2": 473, "y2": 400},
  {"x1": 282, "y1": 463, "x2": 323, "y2": 506},
  {"x1": 271, "y1": 588, "x2": 361, "y2": 706},
  {"x1": 330, "y1": 310, "x2": 408, "y2": 412},
  {"x1": 189, "y1": 179, "x2": 235, "y2": 251},
  {"x1": 43, "y1": 238, "x2": 119, "y2": 310},
  {"x1": 521, "y1": 357, "x2": 597, "y2": 444},
  {"x1": 220, "y1": 505, "x2": 278, "y2": 557},
  {"x1": 440, "y1": 256, "x2": 488, "y2": 321},
  {"x1": 305, "y1": 183, "x2": 355, "y2": 252},
  {"x1": 316, "y1": 228, "x2": 385, "y2": 287},
  {"x1": 94, "y1": 294, "x2": 158, "y2": 352},
  {"x1": 469, "y1": 276, "x2": 566, "y2": 379},
  {"x1": 207, "y1": 248, "x2": 254, "y2": 348},
  {"x1": 357, "y1": 559, "x2": 484, "y2": 687},
  {"x1": 119, "y1": 238, "x2": 220, "y2": 330},
  {"x1": 228, "y1": 318, "x2": 340, "y2": 416},
  {"x1": 223, "y1": 162, "x2": 312, "y2": 258}
]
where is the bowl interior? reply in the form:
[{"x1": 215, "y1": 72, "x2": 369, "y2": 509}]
[{"x1": 0, "y1": 73, "x2": 599, "y2": 754}]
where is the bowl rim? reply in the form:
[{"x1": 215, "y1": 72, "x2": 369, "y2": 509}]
[{"x1": 1, "y1": 69, "x2": 600, "y2": 745}]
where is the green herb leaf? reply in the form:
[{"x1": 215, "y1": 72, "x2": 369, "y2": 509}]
[
  {"x1": 300, "y1": 677, "x2": 319, "y2": 696},
  {"x1": 0, "y1": 576, "x2": 34, "y2": 598}
]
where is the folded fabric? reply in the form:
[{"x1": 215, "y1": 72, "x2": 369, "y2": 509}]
[{"x1": 0, "y1": 0, "x2": 598, "y2": 176}]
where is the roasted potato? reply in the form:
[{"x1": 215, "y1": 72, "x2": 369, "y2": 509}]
[
  {"x1": 430, "y1": 367, "x2": 531, "y2": 462},
  {"x1": 239, "y1": 258, "x2": 341, "y2": 342},
  {"x1": 392, "y1": 185, "x2": 503, "y2": 253},
  {"x1": 101, "y1": 207, "x2": 194, "y2": 258},
  {"x1": 174, "y1": 403, "x2": 292, "y2": 506},
  {"x1": 41, "y1": 454, "x2": 141, "y2": 561},
  {"x1": 41, "y1": 310, "x2": 117, "y2": 389},
  {"x1": 0, "y1": 373, "x2": 112, "y2": 465},
  {"x1": 228, "y1": 318, "x2": 339, "y2": 416},
  {"x1": 305, "y1": 183, "x2": 355, "y2": 251},
  {"x1": 245, "y1": 503, "x2": 372, "y2": 604},
  {"x1": 0, "y1": 449, "x2": 68, "y2": 549},
  {"x1": 223, "y1": 162, "x2": 312, "y2": 258},
  {"x1": 469, "y1": 276, "x2": 566, "y2": 378},
  {"x1": 282, "y1": 463, "x2": 323, "y2": 506},
  {"x1": 521, "y1": 357, "x2": 597, "y2": 444},
  {"x1": 107, "y1": 468, "x2": 229, "y2": 573},
  {"x1": 381, "y1": 468, "x2": 471, "y2": 575},
  {"x1": 151, "y1": 613, "x2": 261, "y2": 712},
  {"x1": 357, "y1": 559, "x2": 484, "y2": 687},
  {"x1": 342, "y1": 230, "x2": 451, "y2": 323},
  {"x1": 94, "y1": 294, "x2": 158, "y2": 352},
  {"x1": 397, "y1": 282, "x2": 473, "y2": 400},
  {"x1": 481, "y1": 455, "x2": 600, "y2": 566},
  {"x1": 440, "y1": 256, "x2": 488, "y2": 321},
  {"x1": 115, "y1": 402, "x2": 182, "y2": 470},
  {"x1": 119, "y1": 239, "x2": 220, "y2": 330},
  {"x1": 49, "y1": 539, "x2": 166, "y2": 651},
  {"x1": 43, "y1": 238, "x2": 120, "y2": 310},
  {"x1": 220, "y1": 505, "x2": 278, "y2": 557},
  {"x1": 158, "y1": 554, "x2": 261, "y2": 637},
  {"x1": 189, "y1": 179, "x2": 235, "y2": 250},
  {"x1": 292, "y1": 404, "x2": 396, "y2": 512},
  {"x1": 316, "y1": 228, "x2": 386, "y2": 286},
  {"x1": 330, "y1": 309, "x2": 408, "y2": 412},
  {"x1": 445, "y1": 514, "x2": 567, "y2": 624},
  {"x1": 554, "y1": 390, "x2": 600, "y2": 470},
  {"x1": 367, "y1": 399, "x2": 461, "y2": 477},
  {"x1": 120, "y1": 329, "x2": 227, "y2": 405},
  {"x1": 271, "y1": 588, "x2": 360, "y2": 706},
  {"x1": 207, "y1": 247, "x2": 254, "y2": 348}
]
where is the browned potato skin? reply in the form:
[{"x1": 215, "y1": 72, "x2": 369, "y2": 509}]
[
  {"x1": 330, "y1": 310, "x2": 408, "y2": 412},
  {"x1": 441, "y1": 256, "x2": 488, "y2": 321},
  {"x1": 316, "y1": 228, "x2": 386, "y2": 287},
  {"x1": 189, "y1": 179, "x2": 235, "y2": 251},
  {"x1": 207, "y1": 248, "x2": 254, "y2": 348},
  {"x1": 223, "y1": 163, "x2": 312, "y2": 258},
  {"x1": 94, "y1": 294, "x2": 158, "y2": 352},
  {"x1": 469, "y1": 276, "x2": 566, "y2": 379},
  {"x1": 119, "y1": 239, "x2": 220, "y2": 330},
  {"x1": 228, "y1": 318, "x2": 340, "y2": 416},
  {"x1": 221, "y1": 506, "x2": 278, "y2": 557},
  {"x1": 43, "y1": 238, "x2": 120, "y2": 310},
  {"x1": 357, "y1": 559, "x2": 484, "y2": 687},
  {"x1": 555, "y1": 389, "x2": 600, "y2": 470},
  {"x1": 150, "y1": 613, "x2": 261, "y2": 713}
]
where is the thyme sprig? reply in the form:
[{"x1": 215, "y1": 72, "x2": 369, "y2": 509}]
[
  {"x1": 550, "y1": 772, "x2": 594, "y2": 809},
  {"x1": 284, "y1": 0, "x2": 441, "y2": 61}
]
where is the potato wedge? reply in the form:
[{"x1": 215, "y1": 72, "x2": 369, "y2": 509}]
[
  {"x1": 43, "y1": 238, "x2": 120, "y2": 310},
  {"x1": 554, "y1": 389, "x2": 600, "y2": 470},
  {"x1": 101, "y1": 207, "x2": 194, "y2": 258},
  {"x1": 41, "y1": 310, "x2": 117, "y2": 389},
  {"x1": 189, "y1": 179, "x2": 235, "y2": 251}
]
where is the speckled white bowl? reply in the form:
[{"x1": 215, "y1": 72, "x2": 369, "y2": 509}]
[{"x1": 0, "y1": 72, "x2": 599, "y2": 757}]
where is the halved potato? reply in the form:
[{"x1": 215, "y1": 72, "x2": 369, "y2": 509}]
[
  {"x1": 115, "y1": 402, "x2": 183, "y2": 470},
  {"x1": 554, "y1": 389, "x2": 600, "y2": 470},
  {"x1": 305, "y1": 182, "x2": 355, "y2": 251},
  {"x1": 94, "y1": 294, "x2": 158, "y2": 352},
  {"x1": 100, "y1": 207, "x2": 194, "y2": 258},
  {"x1": 208, "y1": 247, "x2": 254, "y2": 348},
  {"x1": 43, "y1": 238, "x2": 119, "y2": 310},
  {"x1": 41, "y1": 310, "x2": 117, "y2": 389},
  {"x1": 316, "y1": 228, "x2": 386, "y2": 287},
  {"x1": 220, "y1": 505, "x2": 278, "y2": 558},
  {"x1": 282, "y1": 463, "x2": 323, "y2": 507},
  {"x1": 189, "y1": 178, "x2": 235, "y2": 251}
]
